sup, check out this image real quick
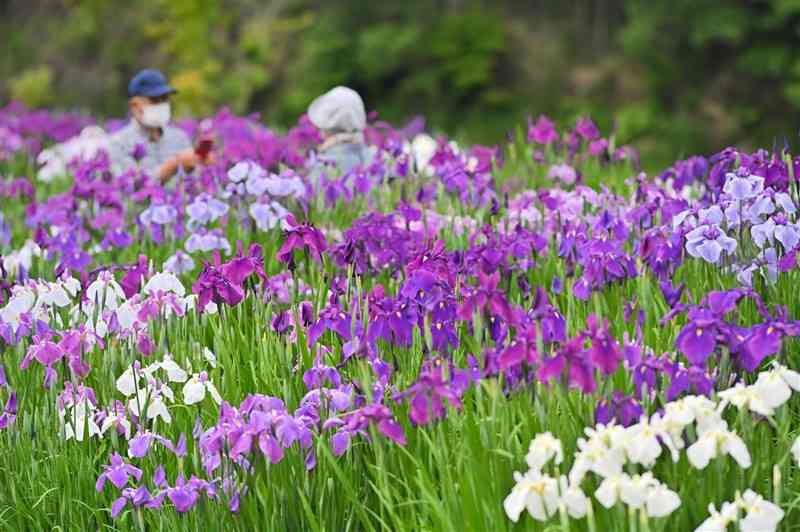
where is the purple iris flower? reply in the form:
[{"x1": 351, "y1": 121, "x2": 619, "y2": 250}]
[
  {"x1": 165, "y1": 474, "x2": 209, "y2": 513},
  {"x1": 630, "y1": 353, "x2": 670, "y2": 399},
  {"x1": 736, "y1": 247, "x2": 778, "y2": 287},
  {"x1": 120, "y1": 255, "x2": 149, "y2": 298},
  {"x1": 675, "y1": 310, "x2": 723, "y2": 366},
  {"x1": 193, "y1": 260, "x2": 244, "y2": 310},
  {"x1": 303, "y1": 355, "x2": 342, "y2": 391},
  {"x1": 367, "y1": 294, "x2": 418, "y2": 347},
  {"x1": 405, "y1": 240, "x2": 456, "y2": 287},
  {"x1": 665, "y1": 363, "x2": 715, "y2": 401},
  {"x1": 547, "y1": 163, "x2": 577, "y2": 185},
  {"x1": 131, "y1": 143, "x2": 147, "y2": 162},
  {"x1": 128, "y1": 432, "x2": 186, "y2": 459},
  {"x1": 498, "y1": 324, "x2": 538, "y2": 371},
  {"x1": 401, "y1": 269, "x2": 447, "y2": 310},
  {"x1": 740, "y1": 307, "x2": 800, "y2": 371},
  {"x1": 660, "y1": 155, "x2": 708, "y2": 190},
  {"x1": 395, "y1": 358, "x2": 472, "y2": 426},
  {"x1": 221, "y1": 243, "x2": 267, "y2": 286},
  {"x1": 0, "y1": 391, "x2": 17, "y2": 430},
  {"x1": 659, "y1": 280, "x2": 685, "y2": 308},
  {"x1": 430, "y1": 319, "x2": 459, "y2": 352},
  {"x1": 139, "y1": 204, "x2": 177, "y2": 226},
  {"x1": 96, "y1": 453, "x2": 143, "y2": 492},
  {"x1": 324, "y1": 402, "x2": 406, "y2": 456},
  {"x1": 572, "y1": 232, "x2": 637, "y2": 300},
  {"x1": 528, "y1": 290, "x2": 567, "y2": 344},
  {"x1": 537, "y1": 336, "x2": 596, "y2": 394},
  {"x1": 331, "y1": 212, "x2": 417, "y2": 274},
  {"x1": 186, "y1": 194, "x2": 229, "y2": 228},
  {"x1": 277, "y1": 215, "x2": 327, "y2": 264},
  {"x1": 271, "y1": 310, "x2": 293, "y2": 335},
  {"x1": 595, "y1": 391, "x2": 642, "y2": 427},
  {"x1": 308, "y1": 305, "x2": 360, "y2": 347},
  {"x1": 584, "y1": 314, "x2": 622, "y2": 375},
  {"x1": 457, "y1": 270, "x2": 515, "y2": 325}
]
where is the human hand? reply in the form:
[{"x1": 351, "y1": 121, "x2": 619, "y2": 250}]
[{"x1": 175, "y1": 148, "x2": 201, "y2": 170}]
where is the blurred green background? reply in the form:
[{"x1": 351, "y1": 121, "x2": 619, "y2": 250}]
[{"x1": 3, "y1": 0, "x2": 800, "y2": 168}]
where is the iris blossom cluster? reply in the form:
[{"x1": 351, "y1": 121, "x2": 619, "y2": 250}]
[{"x1": 3, "y1": 102, "x2": 800, "y2": 527}]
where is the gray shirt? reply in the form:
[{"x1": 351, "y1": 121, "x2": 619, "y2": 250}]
[
  {"x1": 319, "y1": 142, "x2": 373, "y2": 175},
  {"x1": 107, "y1": 121, "x2": 191, "y2": 175}
]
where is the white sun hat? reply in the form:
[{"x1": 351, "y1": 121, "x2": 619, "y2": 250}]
[{"x1": 307, "y1": 86, "x2": 366, "y2": 132}]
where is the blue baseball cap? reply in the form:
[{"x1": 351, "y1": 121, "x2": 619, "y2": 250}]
[{"x1": 127, "y1": 69, "x2": 177, "y2": 98}]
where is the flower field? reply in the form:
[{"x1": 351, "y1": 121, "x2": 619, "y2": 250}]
[{"x1": 2, "y1": 102, "x2": 800, "y2": 531}]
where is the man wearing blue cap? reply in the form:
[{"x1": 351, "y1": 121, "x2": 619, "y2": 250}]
[{"x1": 107, "y1": 69, "x2": 210, "y2": 181}]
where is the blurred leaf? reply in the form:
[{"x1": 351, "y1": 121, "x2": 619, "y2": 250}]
[{"x1": 9, "y1": 65, "x2": 55, "y2": 107}]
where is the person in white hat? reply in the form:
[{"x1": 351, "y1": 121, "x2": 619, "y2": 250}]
[{"x1": 307, "y1": 86, "x2": 373, "y2": 175}]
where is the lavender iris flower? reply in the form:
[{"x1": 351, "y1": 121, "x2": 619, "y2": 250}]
[
  {"x1": 547, "y1": 163, "x2": 577, "y2": 185},
  {"x1": 163, "y1": 251, "x2": 196, "y2": 274},
  {"x1": 185, "y1": 230, "x2": 231, "y2": 255},
  {"x1": 736, "y1": 248, "x2": 778, "y2": 287},
  {"x1": 186, "y1": 195, "x2": 228, "y2": 228},
  {"x1": 748, "y1": 196, "x2": 776, "y2": 222},
  {"x1": 685, "y1": 224, "x2": 737, "y2": 264},
  {"x1": 775, "y1": 192, "x2": 796, "y2": 214},
  {"x1": 698, "y1": 204, "x2": 724, "y2": 225},
  {"x1": 139, "y1": 205, "x2": 177, "y2": 226},
  {"x1": 0, "y1": 213, "x2": 11, "y2": 247},
  {"x1": 722, "y1": 172, "x2": 764, "y2": 200},
  {"x1": 775, "y1": 221, "x2": 800, "y2": 251},
  {"x1": 227, "y1": 160, "x2": 266, "y2": 183},
  {"x1": 249, "y1": 201, "x2": 289, "y2": 231},
  {"x1": 751, "y1": 215, "x2": 800, "y2": 251},
  {"x1": 263, "y1": 172, "x2": 306, "y2": 198}
]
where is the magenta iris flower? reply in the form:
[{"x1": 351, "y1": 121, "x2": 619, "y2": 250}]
[
  {"x1": 395, "y1": 358, "x2": 472, "y2": 426},
  {"x1": 526, "y1": 115, "x2": 559, "y2": 145},
  {"x1": 192, "y1": 247, "x2": 264, "y2": 311},
  {"x1": 324, "y1": 402, "x2": 406, "y2": 456},
  {"x1": 574, "y1": 117, "x2": 600, "y2": 141},
  {"x1": 277, "y1": 215, "x2": 327, "y2": 264},
  {"x1": 584, "y1": 315, "x2": 622, "y2": 375}
]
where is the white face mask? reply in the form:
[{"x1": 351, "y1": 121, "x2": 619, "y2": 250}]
[{"x1": 139, "y1": 102, "x2": 171, "y2": 129}]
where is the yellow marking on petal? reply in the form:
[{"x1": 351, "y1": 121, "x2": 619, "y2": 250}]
[{"x1": 696, "y1": 328, "x2": 703, "y2": 337}]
